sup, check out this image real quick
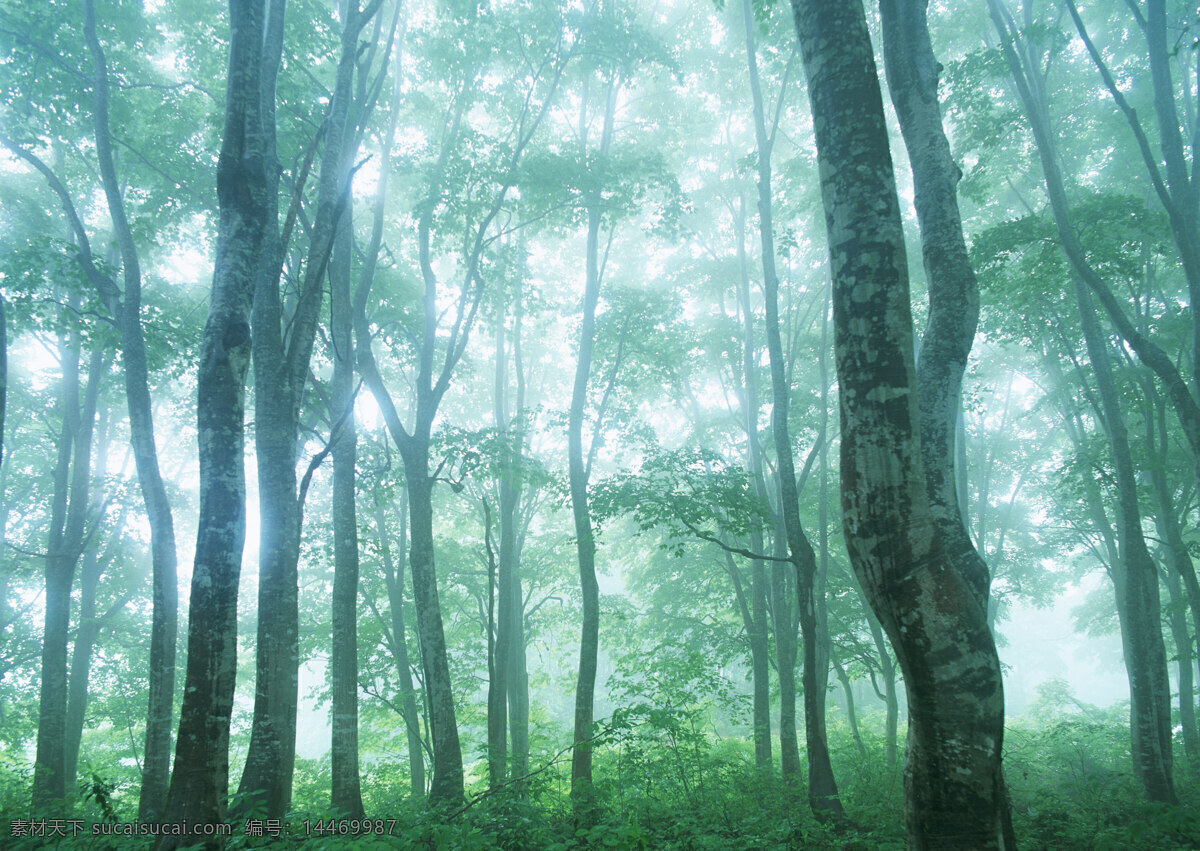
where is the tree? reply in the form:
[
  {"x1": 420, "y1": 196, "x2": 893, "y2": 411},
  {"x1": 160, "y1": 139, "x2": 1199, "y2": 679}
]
[
  {"x1": 160, "y1": 0, "x2": 283, "y2": 841},
  {"x1": 237, "y1": 0, "x2": 384, "y2": 820},
  {"x1": 790, "y1": 0, "x2": 1009, "y2": 844},
  {"x1": 353, "y1": 2, "x2": 569, "y2": 805}
]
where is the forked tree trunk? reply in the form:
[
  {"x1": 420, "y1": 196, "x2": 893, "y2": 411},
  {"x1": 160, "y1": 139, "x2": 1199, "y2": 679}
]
[
  {"x1": 159, "y1": 1, "x2": 280, "y2": 843},
  {"x1": 790, "y1": 0, "x2": 1008, "y2": 844}
]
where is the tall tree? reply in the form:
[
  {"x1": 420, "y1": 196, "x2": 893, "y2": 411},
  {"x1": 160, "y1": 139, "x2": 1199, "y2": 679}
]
[
  {"x1": 738, "y1": 0, "x2": 841, "y2": 816},
  {"x1": 354, "y1": 3, "x2": 567, "y2": 804},
  {"x1": 160, "y1": 0, "x2": 283, "y2": 841},
  {"x1": 790, "y1": 0, "x2": 1009, "y2": 844},
  {"x1": 32, "y1": 310, "x2": 104, "y2": 810},
  {"x1": 81, "y1": 0, "x2": 180, "y2": 817},
  {"x1": 989, "y1": 0, "x2": 1177, "y2": 802},
  {"x1": 238, "y1": 0, "x2": 383, "y2": 818},
  {"x1": 568, "y1": 65, "x2": 618, "y2": 822}
]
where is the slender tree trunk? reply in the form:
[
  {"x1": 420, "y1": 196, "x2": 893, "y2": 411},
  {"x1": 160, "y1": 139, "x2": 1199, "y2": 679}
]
[
  {"x1": 63, "y1": 408, "x2": 120, "y2": 790},
  {"x1": 488, "y1": 319, "x2": 512, "y2": 787},
  {"x1": 375, "y1": 495, "x2": 426, "y2": 797},
  {"x1": 330, "y1": 205, "x2": 364, "y2": 818},
  {"x1": 506, "y1": 287, "x2": 531, "y2": 783},
  {"x1": 732, "y1": 194, "x2": 774, "y2": 772},
  {"x1": 791, "y1": 1, "x2": 1008, "y2": 843},
  {"x1": 991, "y1": 0, "x2": 1177, "y2": 803},
  {"x1": 832, "y1": 657, "x2": 867, "y2": 759},
  {"x1": 81, "y1": 0, "x2": 181, "y2": 818},
  {"x1": 401, "y1": 444, "x2": 464, "y2": 804},
  {"x1": 1164, "y1": 565, "x2": 1199, "y2": 764},
  {"x1": 160, "y1": 1, "x2": 280, "y2": 841},
  {"x1": 741, "y1": 0, "x2": 841, "y2": 816},
  {"x1": 1075, "y1": 283, "x2": 1177, "y2": 803},
  {"x1": 771, "y1": 524, "x2": 801, "y2": 782},
  {"x1": 569, "y1": 75, "x2": 618, "y2": 823},
  {"x1": 33, "y1": 332, "x2": 102, "y2": 810}
]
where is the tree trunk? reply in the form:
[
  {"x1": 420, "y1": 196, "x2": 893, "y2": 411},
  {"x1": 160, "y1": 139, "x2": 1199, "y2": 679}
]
[
  {"x1": 741, "y1": 0, "x2": 841, "y2": 817},
  {"x1": 879, "y1": 0, "x2": 1014, "y2": 841},
  {"x1": 33, "y1": 331, "x2": 102, "y2": 810},
  {"x1": 990, "y1": 0, "x2": 1177, "y2": 803},
  {"x1": 401, "y1": 445, "x2": 464, "y2": 804},
  {"x1": 240, "y1": 0, "x2": 376, "y2": 817},
  {"x1": 1075, "y1": 283, "x2": 1177, "y2": 803},
  {"x1": 791, "y1": 1, "x2": 1008, "y2": 844},
  {"x1": 732, "y1": 192, "x2": 774, "y2": 772},
  {"x1": 82, "y1": 0, "x2": 182, "y2": 817},
  {"x1": 63, "y1": 408, "x2": 120, "y2": 791},
  {"x1": 330, "y1": 200, "x2": 364, "y2": 819},
  {"x1": 1164, "y1": 564, "x2": 1199, "y2": 764},
  {"x1": 569, "y1": 75, "x2": 618, "y2": 823},
  {"x1": 160, "y1": 0, "x2": 280, "y2": 841},
  {"x1": 832, "y1": 656, "x2": 867, "y2": 760},
  {"x1": 375, "y1": 495, "x2": 426, "y2": 797}
]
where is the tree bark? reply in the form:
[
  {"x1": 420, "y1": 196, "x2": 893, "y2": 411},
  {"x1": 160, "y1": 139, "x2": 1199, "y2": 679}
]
[
  {"x1": 991, "y1": 0, "x2": 1177, "y2": 803},
  {"x1": 569, "y1": 74, "x2": 618, "y2": 823},
  {"x1": 741, "y1": 0, "x2": 841, "y2": 817},
  {"x1": 732, "y1": 193, "x2": 774, "y2": 771},
  {"x1": 239, "y1": 0, "x2": 381, "y2": 818},
  {"x1": 33, "y1": 328, "x2": 103, "y2": 810},
  {"x1": 791, "y1": 1, "x2": 1008, "y2": 844},
  {"x1": 880, "y1": 0, "x2": 1014, "y2": 841},
  {"x1": 160, "y1": 0, "x2": 281, "y2": 842},
  {"x1": 329, "y1": 194, "x2": 364, "y2": 819}
]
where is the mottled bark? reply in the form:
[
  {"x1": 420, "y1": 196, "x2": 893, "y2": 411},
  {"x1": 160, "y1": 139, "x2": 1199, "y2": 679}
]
[
  {"x1": 160, "y1": 0, "x2": 279, "y2": 842},
  {"x1": 791, "y1": 1, "x2": 1007, "y2": 844},
  {"x1": 880, "y1": 0, "x2": 1013, "y2": 841}
]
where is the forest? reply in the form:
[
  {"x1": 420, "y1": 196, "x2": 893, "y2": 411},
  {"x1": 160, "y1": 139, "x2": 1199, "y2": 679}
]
[{"x1": 1, "y1": 0, "x2": 1200, "y2": 847}]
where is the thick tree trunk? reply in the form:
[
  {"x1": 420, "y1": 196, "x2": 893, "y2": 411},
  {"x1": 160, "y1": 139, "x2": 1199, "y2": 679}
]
[
  {"x1": 160, "y1": 1, "x2": 279, "y2": 842},
  {"x1": 791, "y1": 1, "x2": 1008, "y2": 844},
  {"x1": 880, "y1": 1, "x2": 1014, "y2": 842}
]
